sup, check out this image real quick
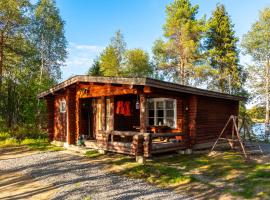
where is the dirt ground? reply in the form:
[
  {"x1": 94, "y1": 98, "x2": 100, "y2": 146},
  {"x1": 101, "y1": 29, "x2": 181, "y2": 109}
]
[
  {"x1": 0, "y1": 148, "x2": 60, "y2": 200},
  {"x1": 0, "y1": 148, "x2": 187, "y2": 200}
]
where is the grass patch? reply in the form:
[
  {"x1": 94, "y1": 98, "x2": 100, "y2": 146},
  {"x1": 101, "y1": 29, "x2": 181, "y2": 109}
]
[
  {"x1": 101, "y1": 152, "x2": 270, "y2": 199},
  {"x1": 0, "y1": 138, "x2": 63, "y2": 151},
  {"x1": 85, "y1": 150, "x2": 102, "y2": 158}
]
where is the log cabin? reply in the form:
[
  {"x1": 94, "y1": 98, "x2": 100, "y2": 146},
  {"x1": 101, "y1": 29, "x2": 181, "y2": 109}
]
[{"x1": 38, "y1": 75, "x2": 244, "y2": 157}]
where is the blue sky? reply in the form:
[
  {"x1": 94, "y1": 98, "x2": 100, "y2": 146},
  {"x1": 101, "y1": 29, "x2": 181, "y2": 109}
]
[{"x1": 53, "y1": 0, "x2": 270, "y2": 80}]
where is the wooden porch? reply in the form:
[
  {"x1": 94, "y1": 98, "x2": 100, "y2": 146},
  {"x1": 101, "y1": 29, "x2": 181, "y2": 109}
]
[{"x1": 84, "y1": 131, "x2": 186, "y2": 157}]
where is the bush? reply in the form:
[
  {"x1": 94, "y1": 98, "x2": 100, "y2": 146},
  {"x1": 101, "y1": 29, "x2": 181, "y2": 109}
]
[
  {"x1": 0, "y1": 137, "x2": 18, "y2": 147},
  {"x1": 0, "y1": 132, "x2": 11, "y2": 141},
  {"x1": 10, "y1": 125, "x2": 47, "y2": 143}
]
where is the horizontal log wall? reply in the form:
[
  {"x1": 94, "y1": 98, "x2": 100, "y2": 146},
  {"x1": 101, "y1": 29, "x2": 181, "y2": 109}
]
[
  {"x1": 46, "y1": 96, "x2": 54, "y2": 141},
  {"x1": 54, "y1": 93, "x2": 67, "y2": 142},
  {"x1": 196, "y1": 96, "x2": 239, "y2": 145}
]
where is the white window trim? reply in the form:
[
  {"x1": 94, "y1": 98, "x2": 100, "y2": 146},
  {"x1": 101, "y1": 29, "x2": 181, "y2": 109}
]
[
  {"x1": 59, "y1": 99, "x2": 66, "y2": 113},
  {"x1": 146, "y1": 98, "x2": 177, "y2": 129}
]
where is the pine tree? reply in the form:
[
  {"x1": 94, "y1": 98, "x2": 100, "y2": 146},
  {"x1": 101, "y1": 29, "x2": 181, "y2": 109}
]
[
  {"x1": 99, "y1": 46, "x2": 120, "y2": 76},
  {"x1": 88, "y1": 59, "x2": 102, "y2": 76},
  {"x1": 205, "y1": 4, "x2": 243, "y2": 94},
  {"x1": 152, "y1": 0, "x2": 204, "y2": 85}
]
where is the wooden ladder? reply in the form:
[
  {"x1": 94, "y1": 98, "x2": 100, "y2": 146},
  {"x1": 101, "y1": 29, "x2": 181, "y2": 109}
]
[{"x1": 211, "y1": 115, "x2": 263, "y2": 159}]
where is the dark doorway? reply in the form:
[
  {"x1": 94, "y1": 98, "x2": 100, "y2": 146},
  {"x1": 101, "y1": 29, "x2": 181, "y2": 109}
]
[{"x1": 80, "y1": 98, "x2": 94, "y2": 139}]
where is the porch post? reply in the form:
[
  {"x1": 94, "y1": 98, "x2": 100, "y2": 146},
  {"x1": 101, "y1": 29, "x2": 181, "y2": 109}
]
[
  {"x1": 109, "y1": 96, "x2": 114, "y2": 131},
  {"x1": 101, "y1": 96, "x2": 106, "y2": 131},
  {"x1": 67, "y1": 86, "x2": 77, "y2": 145},
  {"x1": 139, "y1": 94, "x2": 146, "y2": 133}
]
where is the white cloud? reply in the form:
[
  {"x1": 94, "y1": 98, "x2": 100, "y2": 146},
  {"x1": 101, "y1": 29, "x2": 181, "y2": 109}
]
[
  {"x1": 74, "y1": 44, "x2": 103, "y2": 52},
  {"x1": 61, "y1": 42, "x2": 104, "y2": 80}
]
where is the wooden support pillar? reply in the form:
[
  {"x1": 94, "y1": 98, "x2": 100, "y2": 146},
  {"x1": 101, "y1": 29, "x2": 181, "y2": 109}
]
[
  {"x1": 109, "y1": 96, "x2": 114, "y2": 131},
  {"x1": 67, "y1": 87, "x2": 77, "y2": 145},
  {"x1": 143, "y1": 133, "x2": 152, "y2": 157},
  {"x1": 75, "y1": 89, "x2": 80, "y2": 142},
  {"x1": 139, "y1": 94, "x2": 146, "y2": 133},
  {"x1": 46, "y1": 96, "x2": 54, "y2": 141},
  {"x1": 101, "y1": 96, "x2": 106, "y2": 131}
]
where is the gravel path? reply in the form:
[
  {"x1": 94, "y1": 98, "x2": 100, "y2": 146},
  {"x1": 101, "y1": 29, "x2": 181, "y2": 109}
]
[{"x1": 0, "y1": 151, "x2": 190, "y2": 200}]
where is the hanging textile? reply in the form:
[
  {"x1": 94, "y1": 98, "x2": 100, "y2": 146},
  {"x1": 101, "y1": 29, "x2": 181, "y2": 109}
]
[
  {"x1": 116, "y1": 101, "x2": 131, "y2": 116},
  {"x1": 123, "y1": 101, "x2": 131, "y2": 116},
  {"x1": 116, "y1": 101, "x2": 124, "y2": 114}
]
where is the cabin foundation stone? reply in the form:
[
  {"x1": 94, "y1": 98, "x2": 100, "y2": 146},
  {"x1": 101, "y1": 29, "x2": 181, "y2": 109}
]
[
  {"x1": 98, "y1": 149, "x2": 106, "y2": 154},
  {"x1": 136, "y1": 156, "x2": 145, "y2": 164}
]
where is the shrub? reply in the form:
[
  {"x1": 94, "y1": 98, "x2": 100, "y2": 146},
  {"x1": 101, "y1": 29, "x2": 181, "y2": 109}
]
[
  {"x1": 0, "y1": 132, "x2": 11, "y2": 141},
  {"x1": 10, "y1": 124, "x2": 47, "y2": 143}
]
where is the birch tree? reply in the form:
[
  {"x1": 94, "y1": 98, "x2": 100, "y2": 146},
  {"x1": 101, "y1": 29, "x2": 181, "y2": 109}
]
[{"x1": 242, "y1": 8, "x2": 270, "y2": 141}]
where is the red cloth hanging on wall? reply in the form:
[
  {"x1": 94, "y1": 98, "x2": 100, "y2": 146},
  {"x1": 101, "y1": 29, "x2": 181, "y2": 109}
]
[
  {"x1": 116, "y1": 101, "x2": 124, "y2": 114},
  {"x1": 116, "y1": 101, "x2": 131, "y2": 116},
  {"x1": 123, "y1": 101, "x2": 131, "y2": 116}
]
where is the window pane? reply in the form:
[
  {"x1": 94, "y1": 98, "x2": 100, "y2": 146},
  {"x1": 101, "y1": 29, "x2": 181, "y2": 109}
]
[
  {"x1": 148, "y1": 110, "x2": 154, "y2": 117},
  {"x1": 157, "y1": 110, "x2": 164, "y2": 117},
  {"x1": 165, "y1": 118, "x2": 174, "y2": 127},
  {"x1": 166, "y1": 110, "x2": 174, "y2": 118},
  {"x1": 157, "y1": 118, "x2": 164, "y2": 126},
  {"x1": 148, "y1": 118, "x2": 154, "y2": 126},
  {"x1": 165, "y1": 100, "x2": 174, "y2": 109},
  {"x1": 156, "y1": 101, "x2": 164, "y2": 109},
  {"x1": 148, "y1": 101, "x2": 154, "y2": 109}
]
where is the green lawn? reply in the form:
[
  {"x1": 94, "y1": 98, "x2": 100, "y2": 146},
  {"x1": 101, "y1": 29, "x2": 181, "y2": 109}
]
[
  {"x1": 0, "y1": 137, "x2": 63, "y2": 151},
  {"x1": 84, "y1": 150, "x2": 270, "y2": 199}
]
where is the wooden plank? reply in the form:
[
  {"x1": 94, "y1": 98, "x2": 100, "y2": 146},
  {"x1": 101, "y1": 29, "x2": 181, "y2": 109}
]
[
  {"x1": 152, "y1": 132, "x2": 185, "y2": 138},
  {"x1": 140, "y1": 94, "x2": 146, "y2": 133}
]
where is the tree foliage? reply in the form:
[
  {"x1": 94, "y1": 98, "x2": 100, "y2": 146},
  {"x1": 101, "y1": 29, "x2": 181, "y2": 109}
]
[
  {"x1": 0, "y1": 0, "x2": 66, "y2": 129},
  {"x1": 152, "y1": 0, "x2": 205, "y2": 85},
  {"x1": 205, "y1": 4, "x2": 243, "y2": 94},
  {"x1": 123, "y1": 48, "x2": 152, "y2": 77},
  {"x1": 96, "y1": 30, "x2": 152, "y2": 78},
  {"x1": 242, "y1": 7, "x2": 270, "y2": 140},
  {"x1": 88, "y1": 58, "x2": 102, "y2": 76}
]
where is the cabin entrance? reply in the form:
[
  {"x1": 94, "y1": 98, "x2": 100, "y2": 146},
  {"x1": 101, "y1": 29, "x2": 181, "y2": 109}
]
[{"x1": 80, "y1": 98, "x2": 94, "y2": 139}]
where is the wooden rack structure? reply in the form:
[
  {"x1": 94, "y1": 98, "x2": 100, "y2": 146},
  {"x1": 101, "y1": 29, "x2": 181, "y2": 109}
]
[{"x1": 211, "y1": 115, "x2": 263, "y2": 159}]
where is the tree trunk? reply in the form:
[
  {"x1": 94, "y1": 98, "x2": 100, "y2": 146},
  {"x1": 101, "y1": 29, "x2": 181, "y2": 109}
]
[
  {"x1": 7, "y1": 79, "x2": 13, "y2": 128},
  {"x1": 0, "y1": 32, "x2": 3, "y2": 92},
  {"x1": 265, "y1": 59, "x2": 270, "y2": 141}
]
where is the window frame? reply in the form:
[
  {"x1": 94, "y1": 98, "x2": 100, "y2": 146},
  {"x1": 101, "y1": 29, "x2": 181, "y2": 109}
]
[
  {"x1": 59, "y1": 99, "x2": 66, "y2": 113},
  {"x1": 146, "y1": 98, "x2": 177, "y2": 128}
]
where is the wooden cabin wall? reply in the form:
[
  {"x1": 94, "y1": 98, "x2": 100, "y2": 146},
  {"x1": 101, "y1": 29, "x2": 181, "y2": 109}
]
[
  {"x1": 53, "y1": 93, "x2": 67, "y2": 142},
  {"x1": 46, "y1": 96, "x2": 54, "y2": 141},
  {"x1": 195, "y1": 96, "x2": 239, "y2": 145}
]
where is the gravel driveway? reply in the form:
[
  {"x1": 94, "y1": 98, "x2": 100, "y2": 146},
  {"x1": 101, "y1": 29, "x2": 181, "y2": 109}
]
[{"x1": 0, "y1": 151, "x2": 190, "y2": 200}]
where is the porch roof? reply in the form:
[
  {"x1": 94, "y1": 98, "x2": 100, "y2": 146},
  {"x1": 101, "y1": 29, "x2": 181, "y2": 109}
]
[{"x1": 37, "y1": 75, "x2": 244, "y2": 101}]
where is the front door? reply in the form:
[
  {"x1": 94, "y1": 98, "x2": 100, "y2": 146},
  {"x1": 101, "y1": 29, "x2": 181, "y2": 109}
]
[{"x1": 92, "y1": 98, "x2": 103, "y2": 139}]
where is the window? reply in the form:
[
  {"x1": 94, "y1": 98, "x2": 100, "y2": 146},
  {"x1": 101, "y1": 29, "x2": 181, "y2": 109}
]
[
  {"x1": 59, "y1": 100, "x2": 66, "y2": 113},
  {"x1": 147, "y1": 98, "x2": 176, "y2": 128}
]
